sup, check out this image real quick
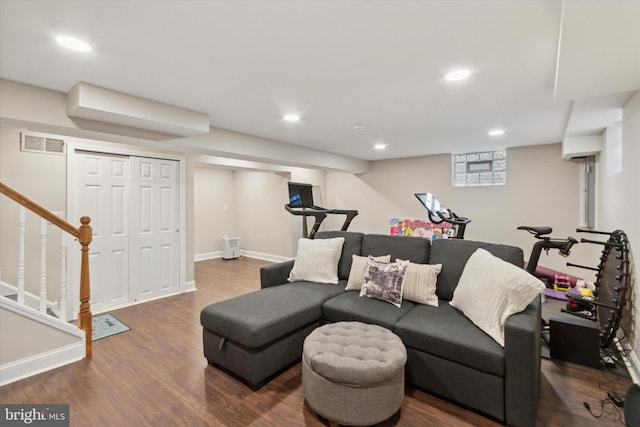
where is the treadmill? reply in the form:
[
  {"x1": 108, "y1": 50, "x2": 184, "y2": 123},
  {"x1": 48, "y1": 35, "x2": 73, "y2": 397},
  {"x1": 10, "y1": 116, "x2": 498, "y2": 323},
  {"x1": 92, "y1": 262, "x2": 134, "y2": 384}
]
[{"x1": 286, "y1": 182, "x2": 358, "y2": 239}]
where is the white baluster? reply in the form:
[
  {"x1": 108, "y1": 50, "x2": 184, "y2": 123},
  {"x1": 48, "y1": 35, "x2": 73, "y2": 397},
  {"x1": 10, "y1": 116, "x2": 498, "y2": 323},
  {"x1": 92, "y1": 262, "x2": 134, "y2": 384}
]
[
  {"x1": 40, "y1": 217, "x2": 47, "y2": 313},
  {"x1": 60, "y1": 228, "x2": 68, "y2": 321},
  {"x1": 17, "y1": 206, "x2": 26, "y2": 305}
]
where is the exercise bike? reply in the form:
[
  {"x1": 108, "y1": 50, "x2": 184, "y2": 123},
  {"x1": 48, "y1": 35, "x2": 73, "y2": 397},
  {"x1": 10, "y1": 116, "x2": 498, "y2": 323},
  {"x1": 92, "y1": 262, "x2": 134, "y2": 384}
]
[
  {"x1": 518, "y1": 226, "x2": 579, "y2": 337},
  {"x1": 517, "y1": 226, "x2": 578, "y2": 276},
  {"x1": 415, "y1": 192, "x2": 471, "y2": 239},
  {"x1": 520, "y1": 226, "x2": 631, "y2": 359}
]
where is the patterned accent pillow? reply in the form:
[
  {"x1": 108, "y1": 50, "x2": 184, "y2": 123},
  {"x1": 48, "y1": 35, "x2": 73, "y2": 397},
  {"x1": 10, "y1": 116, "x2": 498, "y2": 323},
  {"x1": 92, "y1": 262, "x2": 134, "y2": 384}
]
[
  {"x1": 360, "y1": 257, "x2": 409, "y2": 307},
  {"x1": 450, "y1": 248, "x2": 545, "y2": 346},
  {"x1": 346, "y1": 254, "x2": 392, "y2": 290},
  {"x1": 396, "y1": 259, "x2": 442, "y2": 307}
]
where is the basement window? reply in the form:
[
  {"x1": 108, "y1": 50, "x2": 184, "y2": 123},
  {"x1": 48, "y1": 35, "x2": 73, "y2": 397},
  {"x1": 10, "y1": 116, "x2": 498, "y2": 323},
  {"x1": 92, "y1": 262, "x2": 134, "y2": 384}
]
[{"x1": 452, "y1": 150, "x2": 506, "y2": 187}]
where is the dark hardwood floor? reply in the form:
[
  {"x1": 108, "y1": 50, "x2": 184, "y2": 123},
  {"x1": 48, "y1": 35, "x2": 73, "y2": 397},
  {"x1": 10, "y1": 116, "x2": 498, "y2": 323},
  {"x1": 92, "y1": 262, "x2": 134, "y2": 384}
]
[{"x1": 0, "y1": 257, "x2": 632, "y2": 426}]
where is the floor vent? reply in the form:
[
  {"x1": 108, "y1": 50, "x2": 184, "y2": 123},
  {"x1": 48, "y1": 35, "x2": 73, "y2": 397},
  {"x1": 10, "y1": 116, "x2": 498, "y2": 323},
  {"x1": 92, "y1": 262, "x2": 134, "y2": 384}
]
[{"x1": 21, "y1": 133, "x2": 66, "y2": 155}]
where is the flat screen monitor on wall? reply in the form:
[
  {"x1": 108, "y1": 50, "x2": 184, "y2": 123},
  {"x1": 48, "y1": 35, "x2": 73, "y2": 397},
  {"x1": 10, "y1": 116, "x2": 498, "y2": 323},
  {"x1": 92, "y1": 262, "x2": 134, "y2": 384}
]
[{"x1": 288, "y1": 182, "x2": 314, "y2": 207}]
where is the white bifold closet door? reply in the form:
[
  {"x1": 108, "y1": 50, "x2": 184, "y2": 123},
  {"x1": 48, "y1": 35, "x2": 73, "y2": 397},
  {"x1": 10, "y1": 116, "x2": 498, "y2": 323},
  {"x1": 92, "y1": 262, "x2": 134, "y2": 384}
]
[
  {"x1": 129, "y1": 156, "x2": 179, "y2": 302},
  {"x1": 73, "y1": 151, "x2": 179, "y2": 314}
]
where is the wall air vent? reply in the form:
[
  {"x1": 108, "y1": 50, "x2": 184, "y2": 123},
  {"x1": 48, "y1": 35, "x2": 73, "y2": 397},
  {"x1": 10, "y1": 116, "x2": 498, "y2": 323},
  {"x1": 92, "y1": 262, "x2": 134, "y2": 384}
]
[{"x1": 20, "y1": 133, "x2": 66, "y2": 155}]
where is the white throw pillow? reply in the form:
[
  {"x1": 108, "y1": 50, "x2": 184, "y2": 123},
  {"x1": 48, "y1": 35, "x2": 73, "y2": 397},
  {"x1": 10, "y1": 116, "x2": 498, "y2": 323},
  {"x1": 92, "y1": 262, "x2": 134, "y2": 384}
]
[
  {"x1": 450, "y1": 248, "x2": 544, "y2": 346},
  {"x1": 397, "y1": 259, "x2": 442, "y2": 307},
  {"x1": 288, "y1": 237, "x2": 345, "y2": 284},
  {"x1": 346, "y1": 254, "x2": 392, "y2": 290}
]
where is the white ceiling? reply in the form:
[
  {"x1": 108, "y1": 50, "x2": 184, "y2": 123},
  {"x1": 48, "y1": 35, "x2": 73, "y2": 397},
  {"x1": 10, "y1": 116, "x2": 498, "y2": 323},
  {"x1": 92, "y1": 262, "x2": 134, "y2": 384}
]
[{"x1": 1, "y1": 0, "x2": 639, "y2": 161}]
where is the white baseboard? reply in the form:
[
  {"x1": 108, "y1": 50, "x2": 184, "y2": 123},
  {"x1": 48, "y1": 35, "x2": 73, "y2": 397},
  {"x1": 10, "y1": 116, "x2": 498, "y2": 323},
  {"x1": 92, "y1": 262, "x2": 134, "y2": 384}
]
[
  {"x1": 183, "y1": 280, "x2": 196, "y2": 292},
  {"x1": 241, "y1": 250, "x2": 292, "y2": 263},
  {"x1": 194, "y1": 251, "x2": 221, "y2": 262},
  {"x1": 627, "y1": 348, "x2": 640, "y2": 384},
  {"x1": 86, "y1": 289, "x2": 185, "y2": 317},
  {"x1": 0, "y1": 342, "x2": 85, "y2": 386},
  {"x1": 614, "y1": 336, "x2": 639, "y2": 384},
  {"x1": 194, "y1": 250, "x2": 292, "y2": 264}
]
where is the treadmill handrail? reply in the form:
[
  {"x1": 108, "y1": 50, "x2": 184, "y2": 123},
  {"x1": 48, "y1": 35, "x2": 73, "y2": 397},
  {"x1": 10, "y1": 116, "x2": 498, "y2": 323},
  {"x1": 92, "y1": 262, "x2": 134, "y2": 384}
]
[{"x1": 285, "y1": 204, "x2": 358, "y2": 238}]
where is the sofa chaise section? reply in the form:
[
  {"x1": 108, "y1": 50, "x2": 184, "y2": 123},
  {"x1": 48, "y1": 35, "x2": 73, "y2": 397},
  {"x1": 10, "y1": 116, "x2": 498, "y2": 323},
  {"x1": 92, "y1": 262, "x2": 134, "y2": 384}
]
[{"x1": 200, "y1": 282, "x2": 345, "y2": 389}]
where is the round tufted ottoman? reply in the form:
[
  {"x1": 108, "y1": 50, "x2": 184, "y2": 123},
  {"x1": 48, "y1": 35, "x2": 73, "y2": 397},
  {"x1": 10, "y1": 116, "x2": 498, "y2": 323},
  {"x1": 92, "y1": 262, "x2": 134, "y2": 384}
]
[{"x1": 302, "y1": 321, "x2": 407, "y2": 426}]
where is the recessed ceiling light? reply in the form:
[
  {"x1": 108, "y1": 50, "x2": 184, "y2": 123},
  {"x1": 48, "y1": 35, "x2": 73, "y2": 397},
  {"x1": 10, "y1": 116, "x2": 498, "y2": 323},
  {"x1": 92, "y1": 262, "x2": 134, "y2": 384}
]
[
  {"x1": 55, "y1": 35, "x2": 92, "y2": 52},
  {"x1": 445, "y1": 69, "x2": 471, "y2": 82},
  {"x1": 373, "y1": 143, "x2": 387, "y2": 150},
  {"x1": 283, "y1": 114, "x2": 300, "y2": 122},
  {"x1": 488, "y1": 129, "x2": 505, "y2": 136}
]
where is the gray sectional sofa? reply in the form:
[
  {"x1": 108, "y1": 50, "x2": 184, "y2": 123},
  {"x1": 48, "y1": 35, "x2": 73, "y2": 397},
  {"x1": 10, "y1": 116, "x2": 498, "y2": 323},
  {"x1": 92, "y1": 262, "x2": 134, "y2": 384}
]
[{"x1": 200, "y1": 231, "x2": 541, "y2": 427}]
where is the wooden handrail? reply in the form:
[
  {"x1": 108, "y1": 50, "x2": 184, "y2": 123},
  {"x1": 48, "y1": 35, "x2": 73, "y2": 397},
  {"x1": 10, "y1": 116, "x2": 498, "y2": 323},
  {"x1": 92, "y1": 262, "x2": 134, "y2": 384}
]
[
  {"x1": 0, "y1": 182, "x2": 79, "y2": 238},
  {"x1": 0, "y1": 181, "x2": 93, "y2": 357}
]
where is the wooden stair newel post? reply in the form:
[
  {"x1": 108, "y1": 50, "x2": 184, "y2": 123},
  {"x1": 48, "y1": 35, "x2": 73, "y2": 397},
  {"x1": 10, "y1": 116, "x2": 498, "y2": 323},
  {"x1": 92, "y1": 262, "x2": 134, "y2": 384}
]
[{"x1": 77, "y1": 216, "x2": 93, "y2": 357}]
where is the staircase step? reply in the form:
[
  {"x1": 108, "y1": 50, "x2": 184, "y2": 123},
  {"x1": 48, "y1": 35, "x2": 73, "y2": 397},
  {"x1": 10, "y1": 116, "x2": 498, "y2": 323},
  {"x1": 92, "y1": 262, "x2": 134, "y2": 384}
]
[{"x1": 2, "y1": 293, "x2": 58, "y2": 318}]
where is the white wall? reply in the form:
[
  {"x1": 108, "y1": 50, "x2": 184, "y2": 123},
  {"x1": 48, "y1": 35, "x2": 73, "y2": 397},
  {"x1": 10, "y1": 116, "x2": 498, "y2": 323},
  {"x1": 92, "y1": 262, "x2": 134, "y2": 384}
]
[
  {"x1": 597, "y1": 90, "x2": 640, "y2": 359},
  {"x1": 235, "y1": 170, "x2": 292, "y2": 258},
  {"x1": 0, "y1": 126, "x2": 67, "y2": 301},
  {"x1": 193, "y1": 166, "x2": 332, "y2": 259},
  {"x1": 193, "y1": 167, "x2": 237, "y2": 256},
  {"x1": 196, "y1": 143, "x2": 603, "y2": 283},
  {"x1": 326, "y1": 143, "x2": 598, "y2": 276},
  {"x1": 0, "y1": 306, "x2": 81, "y2": 364},
  {"x1": 194, "y1": 168, "x2": 291, "y2": 258}
]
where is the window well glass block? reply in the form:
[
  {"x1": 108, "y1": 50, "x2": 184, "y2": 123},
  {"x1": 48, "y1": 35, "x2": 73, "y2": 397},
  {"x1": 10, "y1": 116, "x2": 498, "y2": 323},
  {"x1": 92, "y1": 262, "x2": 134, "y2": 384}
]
[
  {"x1": 480, "y1": 172, "x2": 493, "y2": 185},
  {"x1": 493, "y1": 159, "x2": 506, "y2": 170},
  {"x1": 451, "y1": 150, "x2": 507, "y2": 187}
]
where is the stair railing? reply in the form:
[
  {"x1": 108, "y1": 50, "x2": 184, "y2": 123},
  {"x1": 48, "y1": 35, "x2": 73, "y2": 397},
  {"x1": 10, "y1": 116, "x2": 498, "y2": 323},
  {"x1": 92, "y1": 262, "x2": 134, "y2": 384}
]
[
  {"x1": 14, "y1": 206, "x2": 67, "y2": 319},
  {"x1": 0, "y1": 181, "x2": 93, "y2": 357}
]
